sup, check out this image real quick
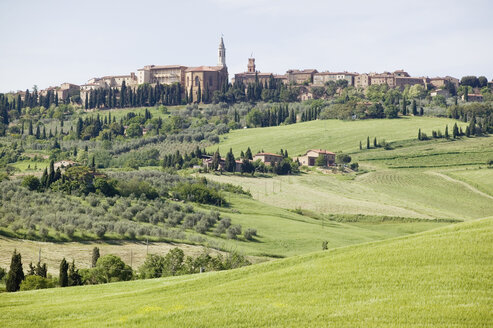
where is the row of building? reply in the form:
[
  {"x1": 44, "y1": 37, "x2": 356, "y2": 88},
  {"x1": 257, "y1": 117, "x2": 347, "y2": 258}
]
[
  {"x1": 203, "y1": 149, "x2": 336, "y2": 172},
  {"x1": 32, "y1": 37, "x2": 483, "y2": 104}
]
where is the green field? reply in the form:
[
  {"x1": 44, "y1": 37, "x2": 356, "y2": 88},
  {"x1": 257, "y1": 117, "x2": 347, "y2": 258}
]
[
  {"x1": 203, "y1": 168, "x2": 493, "y2": 220},
  {"x1": 445, "y1": 168, "x2": 493, "y2": 197},
  {"x1": 198, "y1": 194, "x2": 449, "y2": 257},
  {"x1": 212, "y1": 117, "x2": 469, "y2": 157},
  {"x1": 1, "y1": 217, "x2": 490, "y2": 327}
]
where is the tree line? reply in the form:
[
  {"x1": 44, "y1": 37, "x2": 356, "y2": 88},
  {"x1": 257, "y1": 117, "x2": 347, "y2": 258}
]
[{"x1": 2, "y1": 247, "x2": 250, "y2": 292}]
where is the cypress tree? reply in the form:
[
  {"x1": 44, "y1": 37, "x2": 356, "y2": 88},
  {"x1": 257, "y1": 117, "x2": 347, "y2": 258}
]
[
  {"x1": 6, "y1": 250, "x2": 24, "y2": 292},
  {"x1": 453, "y1": 123, "x2": 459, "y2": 139},
  {"x1": 35, "y1": 125, "x2": 40, "y2": 139},
  {"x1": 245, "y1": 147, "x2": 253, "y2": 160},
  {"x1": 225, "y1": 148, "x2": 236, "y2": 172},
  {"x1": 91, "y1": 247, "x2": 100, "y2": 268},
  {"x1": 28, "y1": 120, "x2": 33, "y2": 135},
  {"x1": 359, "y1": 141, "x2": 362, "y2": 150},
  {"x1": 59, "y1": 258, "x2": 68, "y2": 287},
  {"x1": 367, "y1": 136, "x2": 370, "y2": 149},
  {"x1": 445, "y1": 125, "x2": 449, "y2": 139},
  {"x1": 68, "y1": 260, "x2": 82, "y2": 286},
  {"x1": 412, "y1": 99, "x2": 417, "y2": 115},
  {"x1": 419, "y1": 107, "x2": 424, "y2": 116},
  {"x1": 197, "y1": 83, "x2": 201, "y2": 104},
  {"x1": 418, "y1": 128, "x2": 422, "y2": 140},
  {"x1": 373, "y1": 137, "x2": 378, "y2": 148}
]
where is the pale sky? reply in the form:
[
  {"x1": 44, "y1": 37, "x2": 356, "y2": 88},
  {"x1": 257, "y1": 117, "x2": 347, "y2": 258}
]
[{"x1": 1, "y1": 0, "x2": 492, "y2": 92}]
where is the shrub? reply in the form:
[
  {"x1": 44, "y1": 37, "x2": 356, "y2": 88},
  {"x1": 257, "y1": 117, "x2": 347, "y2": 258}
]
[
  {"x1": 93, "y1": 255, "x2": 133, "y2": 283},
  {"x1": 243, "y1": 228, "x2": 257, "y2": 241},
  {"x1": 20, "y1": 275, "x2": 55, "y2": 291},
  {"x1": 226, "y1": 225, "x2": 242, "y2": 239},
  {"x1": 21, "y1": 175, "x2": 40, "y2": 191},
  {"x1": 172, "y1": 183, "x2": 225, "y2": 206},
  {"x1": 350, "y1": 163, "x2": 359, "y2": 171}
]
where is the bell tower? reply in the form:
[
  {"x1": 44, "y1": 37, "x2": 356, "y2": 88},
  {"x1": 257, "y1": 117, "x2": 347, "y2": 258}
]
[
  {"x1": 248, "y1": 58, "x2": 256, "y2": 73},
  {"x1": 218, "y1": 36, "x2": 226, "y2": 67}
]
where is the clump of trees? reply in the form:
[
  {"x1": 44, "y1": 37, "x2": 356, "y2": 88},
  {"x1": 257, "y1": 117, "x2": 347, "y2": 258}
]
[{"x1": 138, "y1": 248, "x2": 250, "y2": 279}]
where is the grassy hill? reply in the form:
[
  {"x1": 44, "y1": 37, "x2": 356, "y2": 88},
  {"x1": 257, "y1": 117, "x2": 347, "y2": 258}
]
[
  {"x1": 212, "y1": 117, "x2": 469, "y2": 156},
  {"x1": 0, "y1": 193, "x2": 448, "y2": 272},
  {"x1": 204, "y1": 117, "x2": 493, "y2": 220},
  {"x1": 1, "y1": 217, "x2": 491, "y2": 327}
]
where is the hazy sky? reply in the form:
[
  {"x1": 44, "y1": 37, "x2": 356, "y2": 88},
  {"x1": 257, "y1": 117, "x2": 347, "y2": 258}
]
[{"x1": 1, "y1": 0, "x2": 492, "y2": 92}]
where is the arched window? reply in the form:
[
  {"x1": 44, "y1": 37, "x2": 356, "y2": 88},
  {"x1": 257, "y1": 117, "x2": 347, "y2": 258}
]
[{"x1": 195, "y1": 76, "x2": 200, "y2": 87}]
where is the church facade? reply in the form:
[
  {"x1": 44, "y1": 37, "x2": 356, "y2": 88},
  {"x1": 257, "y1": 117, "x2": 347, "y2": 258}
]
[{"x1": 184, "y1": 37, "x2": 228, "y2": 103}]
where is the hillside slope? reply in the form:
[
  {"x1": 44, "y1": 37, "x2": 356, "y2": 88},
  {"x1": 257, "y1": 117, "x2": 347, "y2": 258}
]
[{"x1": 1, "y1": 218, "x2": 491, "y2": 327}]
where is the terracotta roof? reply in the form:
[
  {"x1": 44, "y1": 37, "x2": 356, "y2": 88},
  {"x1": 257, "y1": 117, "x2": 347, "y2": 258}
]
[
  {"x1": 138, "y1": 65, "x2": 186, "y2": 71},
  {"x1": 185, "y1": 66, "x2": 225, "y2": 72},
  {"x1": 308, "y1": 149, "x2": 335, "y2": 155},
  {"x1": 235, "y1": 72, "x2": 273, "y2": 77},
  {"x1": 254, "y1": 152, "x2": 283, "y2": 157},
  {"x1": 315, "y1": 71, "x2": 357, "y2": 76},
  {"x1": 287, "y1": 69, "x2": 318, "y2": 74}
]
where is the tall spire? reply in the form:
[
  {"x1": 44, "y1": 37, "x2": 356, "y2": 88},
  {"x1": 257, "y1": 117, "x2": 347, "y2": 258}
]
[{"x1": 218, "y1": 36, "x2": 226, "y2": 67}]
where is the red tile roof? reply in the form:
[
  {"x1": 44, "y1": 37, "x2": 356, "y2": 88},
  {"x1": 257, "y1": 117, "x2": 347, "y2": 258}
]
[
  {"x1": 308, "y1": 149, "x2": 335, "y2": 155},
  {"x1": 254, "y1": 152, "x2": 283, "y2": 157},
  {"x1": 186, "y1": 66, "x2": 225, "y2": 72}
]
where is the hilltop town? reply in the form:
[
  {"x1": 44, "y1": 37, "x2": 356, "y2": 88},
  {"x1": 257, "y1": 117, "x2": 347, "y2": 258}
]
[{"x1": 8, "y1": 37, "x2": 492, "y2": 109}]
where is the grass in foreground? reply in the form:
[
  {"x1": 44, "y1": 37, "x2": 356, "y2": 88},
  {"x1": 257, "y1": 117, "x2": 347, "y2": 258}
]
[{"x1": 1, "y1": 217, "x2": 491, "y2": 327}]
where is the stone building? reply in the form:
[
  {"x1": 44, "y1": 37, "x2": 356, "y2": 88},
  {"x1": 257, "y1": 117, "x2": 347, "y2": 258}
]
[
  {"x1": 286, "y1": 69, "x2": 318, "y2": 84},
  {"x1": 253, "y1": 153, "x2": 284, "y2": 166},
  {"x1": 232, "y1": 58, "x2": 277, "y2": 86},
  {"x1": 313, "y1": 72, "x2": 356, "y2": 86},
  {"x1": 137, "y1": 65, "x2": 187, "y2": 85},
  {"x1": 354, "y1": 73, "x2": 370, "y2": 89},
  {"x1": 294, "y1": 149, "x2": 335, "y2": 167},
  {"x1": 429, "y1": 76, "x2": 460, "y2": 89},
  {"x1": 369, "y1": 72, "x2": 396, "y2": 88},
  {"x1": 184, "y1": 37, "x2": 228, "y2": 103}
]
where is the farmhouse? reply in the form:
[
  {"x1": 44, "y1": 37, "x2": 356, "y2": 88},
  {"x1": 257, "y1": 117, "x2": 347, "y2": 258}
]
[
  {"x1": 294, "y1": 149, "x2": 335, "y2": 167},
  {"x1": 54, "y1": 160, "x2": 77, "y2": 170},
  {"x1": 253, "y1": 153, "x2": 284, "y2": 166},
  {"x1": 201, "y1": 156, "x2": 243, "y2": 172}
]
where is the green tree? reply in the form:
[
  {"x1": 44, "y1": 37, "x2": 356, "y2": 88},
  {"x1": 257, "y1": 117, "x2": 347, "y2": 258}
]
[
  {"x1": 336, "y1": 153, "x2": 352, "y2": 165},
  {"x1": 6, "y1": 250, "x2": 24, "y2": 292},
  {"x1": 444, "y1": 125, "x2": 449, "y2": 139},
  {"x1": 59, "y1": 258, "x2": 69, "y2": 287},
  {"x1": 20, "y1": 275, "x2": 54, "y2": 291},
  {"x1": 453, "y1": 123, "x2": 459, "y2": 139},
  {"x1": 126, "y1": 123, "x2": 142, "y2": 137},
  {"x1": 68, "y1": 260, "x2": 82, "y2": 286},
  {"x1": 21, "y1": 175, "x2": 40, "y2": 191},
  {"x1": 91, "y1": 247, "x2": 100, "y2": 268},
  {"x1": 315, "y1": 155, "x2": 327, "y2": 167},
  {"x1": 162, "y1": 248, "x2": 185, "y2": 277},
  {"x1": 245, "y1": 147, "x2": 253, "y2": 160},
  {"x1": 211, "y1": 149, "x2": 221, "y2": 171},
  {"x1": 94, "y1": 255, "x2": 133, "y2": 283},
  {"x1": 225, "y1": 148, "x2": 236, "y2": 172}
]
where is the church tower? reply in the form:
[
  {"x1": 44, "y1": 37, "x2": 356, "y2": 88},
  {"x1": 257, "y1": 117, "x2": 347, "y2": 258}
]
[
  {"x1": 218, "y1": 36, "x2": 226, "y2": 67},
  {"x1": 248, "y1": 58, "x2": 256, "y2": 73}
]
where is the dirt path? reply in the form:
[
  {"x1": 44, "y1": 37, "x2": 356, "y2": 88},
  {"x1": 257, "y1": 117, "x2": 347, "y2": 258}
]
[{"x1": 428, "y1": 171, "x2": 493, "y2": 201}]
